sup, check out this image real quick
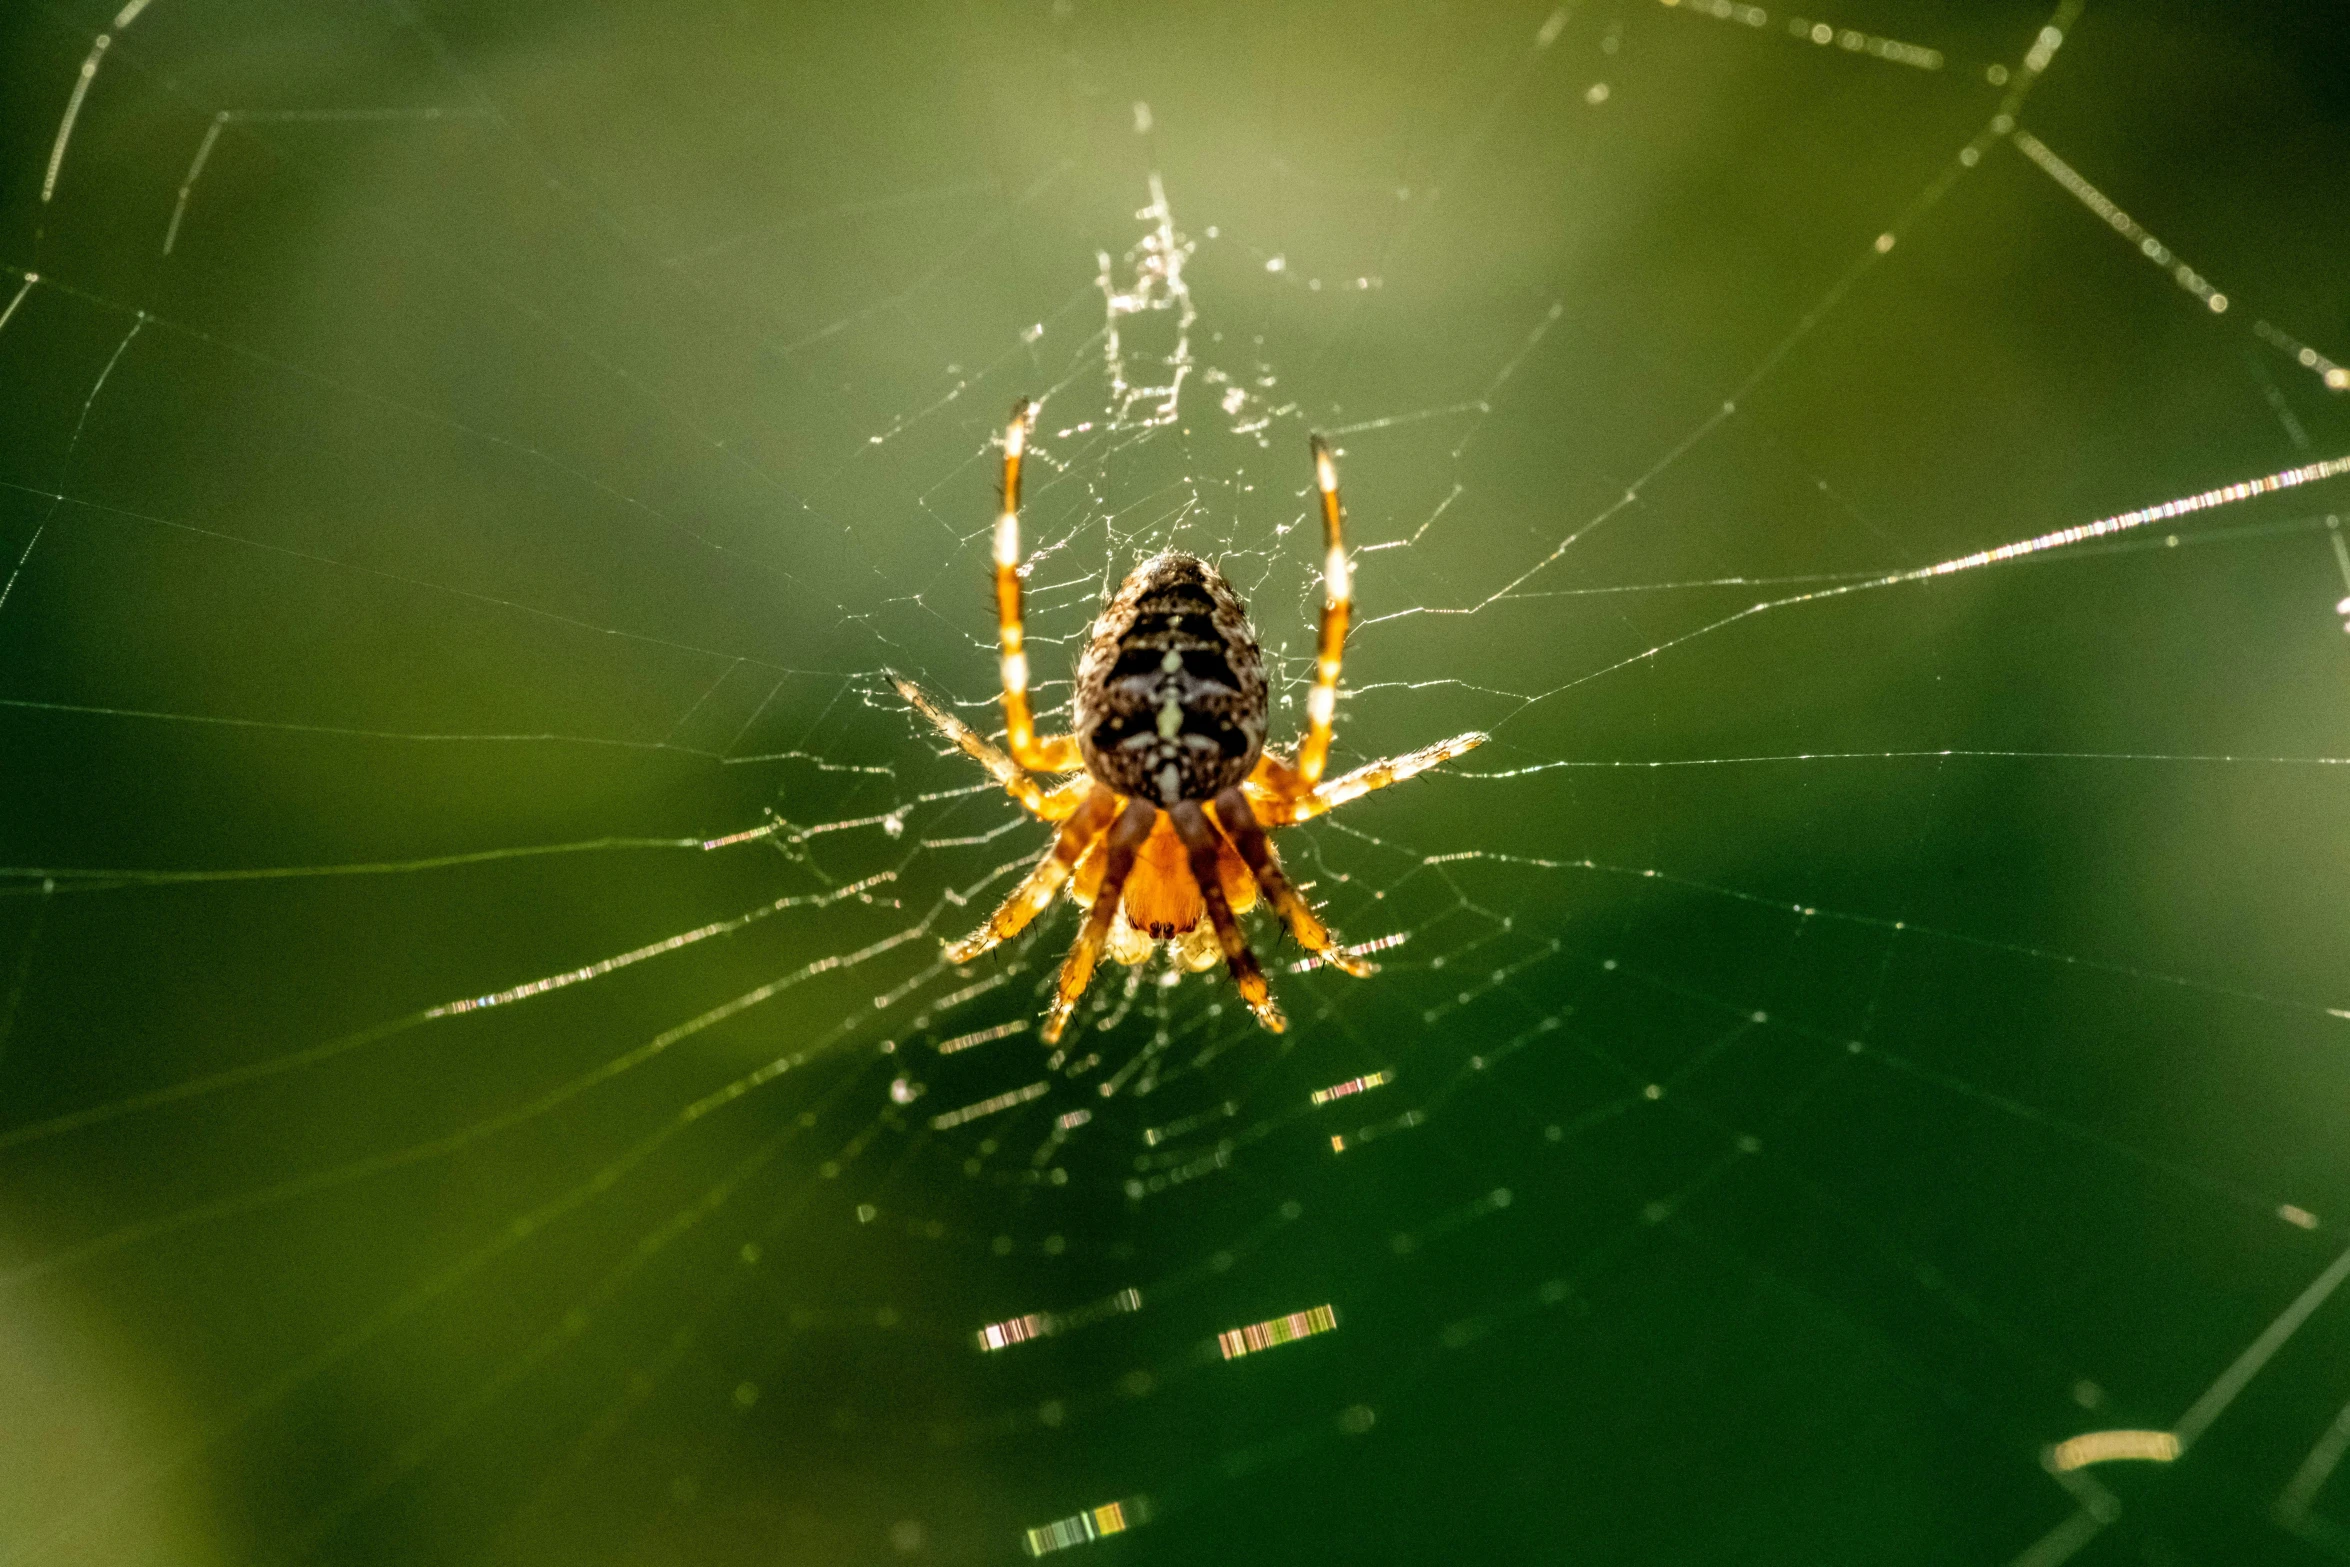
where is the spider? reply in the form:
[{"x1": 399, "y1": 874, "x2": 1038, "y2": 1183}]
[{"x1": 892, "y1": 399, "x2": 1487, "y2": 1044}]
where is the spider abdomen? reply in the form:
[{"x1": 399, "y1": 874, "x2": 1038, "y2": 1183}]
[{"x1": 1073, "y1": 552, "x2": 1268, "y2": 805}]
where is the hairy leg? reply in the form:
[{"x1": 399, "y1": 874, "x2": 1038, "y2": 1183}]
[
  {"x1": 1043, "y1": 796, "x2": 1159, "y2": 1043},
  {"x1": 1273, "y1": 730, "x2": 1489, "y2": 824},
  {"x1": 944, "y1": 786, "x2": 1119, "y2": 964},
  {"x1": 1243, "y1": 748, "x2": 1302, "y2": 802},
  {"x1": 1211, "y1": 787, "x2": 1371, "y2": 977},
  {"x1": 890, "y1": 673, "x2": 1083, "y2": 818},
  {"x1": 1023, "y1": 774, "x2": 1095, "y2": 823},
  {"x1": 1293, "y1": 435, "x2": 1354, "y2": 787},
  {"x1": 1169, "y1": 801, "x2": 1284, "y2": 1032},
  {"x1": 987, "y1": 399, "x2": 1085, "y2": 774}
]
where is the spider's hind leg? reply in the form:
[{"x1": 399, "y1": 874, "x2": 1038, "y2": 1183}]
[
  {"x1": 944, "y1": 786, "x2": 1119, "y2": 964},
  {"x1": 1044, "y1": 797, "x2": 1160, "y2": 1043},
  {"x1": 1169, "y1": 801, "x2": 1285, "y2": 1033},
  {"x1": 1211, "y1": 787, "x2": 1372, "y2": 977}
]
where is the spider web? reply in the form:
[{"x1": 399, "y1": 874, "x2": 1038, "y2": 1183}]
[{"x1": 3, "y1": 1, "x2": 2349, "y2": 1563}]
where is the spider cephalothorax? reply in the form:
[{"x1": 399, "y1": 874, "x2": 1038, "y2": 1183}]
[{"x1": 892, "y1": 399, "x2": 1486, "y2": 1043}]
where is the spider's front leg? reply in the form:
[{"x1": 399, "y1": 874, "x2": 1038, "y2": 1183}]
[
  {"x1": 1251, "y1": 436, "x2": 1489, "y2": 820},
  {"x1": 990, "y1": 398, "x2": 1083, "y2": 777},
  {"x1": 1292, "y1": 435, "x2": 1354, "y2": 789}
]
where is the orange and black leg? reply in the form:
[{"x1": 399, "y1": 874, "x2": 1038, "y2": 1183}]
[
  {"x1": 1169, "y1": 800, "x2": 1285, "y2": 1031},
  {"x1": 1210, "y1": 787, "x2": 1371, "y2": 976},
  {"x1": 990, "y1": 399, "x2": 1082, "y2": 775},
  {"x1": 1043, "y1": 796, "x2": 1159, "y2": 1042},
  {"x1": 1294, "y1": 435, "x2": 1354, "y2": 788},
  {"x1": 1277, "y1": 732, "x2": 1490, "y2": 823},
  {"x1": 890, "y1": 673, "x2": 1086, "y2": 820},
  {"x1": 946, "y1": 786, "x2": 1120, "y2": 965}
]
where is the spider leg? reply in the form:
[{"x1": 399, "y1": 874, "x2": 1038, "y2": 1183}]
[
  {"x1": 1043, "y1": 796, "x2": 1159, "y2": 1043},
  {"x1": 890, "y1": 672, "x2": 1074, "y2": 818},
  {"x1": 1210, "y1": 787, "x2": 1372, "y2": 978},
  {"x1": 944, "y1": 786, "x2": 1119, "y2": 964},
  {"x1": 1169, "y1": 800, "x2": 1285, "y2": 1033},
  {"x1": 1030, "y1": 774, "x2": 1096, "y2": 822},
  {"x1": 1292, "y1": 435, "x2": 1354, "y2": 788},
  {"x1": 1278, "y1": 731, "x2": 1489, "y2": 824},
  {"x1": 988, "y1": 398, "x2": 1086, "y2": 776},
  {"x1": 1024, "y1": 731, "x2": 1084, "y2": 773},
  {"x1": 1243, "y1": 748, "x2": 1303, "y2": 803}
]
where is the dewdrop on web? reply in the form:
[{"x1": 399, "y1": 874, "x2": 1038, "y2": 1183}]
[
  {"x1": 1311, "y1": 1070, "x2": 1392, "y2": 1106},
  {"x1": 1021, "y1": 1497, "x2": 1148, "y2": 1557},
  {"x1": 975, "y1": 1289, "x2": 1141, "y2": 1352},
  {"x1": 2047, "y1": 1430, "x2": 2179, "y2": 1472},
  {"x1": 976, "y1": 1312, "x2": 1051, "y2": 1353},
  {"x1": 1217, "y1": 1303, "x2": 1339, "y2": 1360},
  {"x1": 930, "y1": 1081, "x2": 1049, "y2": 1131}
]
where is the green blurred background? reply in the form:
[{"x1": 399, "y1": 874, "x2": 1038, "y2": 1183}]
[{"x1": 3, "y1": 1, "x2": 2349, "y2": 1562}]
